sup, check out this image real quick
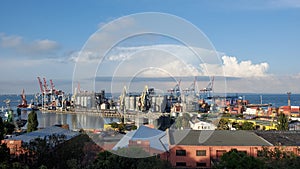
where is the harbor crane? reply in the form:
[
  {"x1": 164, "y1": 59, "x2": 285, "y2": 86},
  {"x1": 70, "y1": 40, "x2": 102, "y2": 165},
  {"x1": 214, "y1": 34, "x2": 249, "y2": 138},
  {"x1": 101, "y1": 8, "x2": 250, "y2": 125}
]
[
  {"x1": 37, "y1": 77, "x2": 44, "y2": 94},
  {"x1": 183, "y1": 77, "x2": 198, "y2": 96},
  {"x1": 43, "y1": 77, "x2": 50, "y2": 94},
  {"x1": 18, "y1": 89, "x2": 28, "y2": 108},
  {"x1": 200, "y1": 76, "x2": 214, "y2": 98},
  {"x1": 168, "y1": 79, "x2": 181, "y2": 98}
]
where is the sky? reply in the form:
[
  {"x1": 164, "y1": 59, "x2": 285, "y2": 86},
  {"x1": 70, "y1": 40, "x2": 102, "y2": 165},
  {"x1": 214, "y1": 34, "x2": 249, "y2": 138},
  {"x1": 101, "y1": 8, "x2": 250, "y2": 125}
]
[{"x1": 0, "y1": 0, "x2": 300, "y2": 94}]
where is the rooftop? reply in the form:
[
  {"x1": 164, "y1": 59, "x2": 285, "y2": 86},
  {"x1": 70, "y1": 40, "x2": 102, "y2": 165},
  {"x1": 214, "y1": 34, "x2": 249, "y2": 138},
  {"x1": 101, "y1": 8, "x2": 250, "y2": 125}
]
[
  {"x1": 255, "y1": 131, "x2": 300, "y2": 146},
  {"x1": 169, "y1": 130, "x2": 273, "y2": 146},
  {"x1": 113, "y1": 125, "x2": 168, "y2": 152},
  {"x1": 6, "y1": 126, "x2": 79, "y2": 143}
]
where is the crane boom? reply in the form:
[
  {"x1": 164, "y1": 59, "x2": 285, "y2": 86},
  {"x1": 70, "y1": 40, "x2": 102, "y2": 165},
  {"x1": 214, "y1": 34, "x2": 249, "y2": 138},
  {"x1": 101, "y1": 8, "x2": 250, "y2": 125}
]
[
  {"x1": 43, "y1": 77, "x2": 49, "y2": 93},
  {"x1": 50, "y1": 79, "x2": 55, "y2": 90},
  {"x1": 37, "y1": 77, "x2": 44, "y2": 93}
]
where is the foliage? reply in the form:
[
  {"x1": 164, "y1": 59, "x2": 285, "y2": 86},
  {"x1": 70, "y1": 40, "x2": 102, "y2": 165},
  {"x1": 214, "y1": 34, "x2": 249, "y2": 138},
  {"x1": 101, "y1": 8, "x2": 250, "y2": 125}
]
[
  {"x1": 174, "y1": 113, "x2": 191, "y2": 129},
  {"x1": 0, "y1": 143, "x2": 10, "y2": 164},
  {"x1": 3, "y1": 121, "x2": 15, "y2": 135},
  {"x1": 240, "y1": 122, "x2": 255, "y2": 130},
  {"x1": 0, "y1": 113, "x2": 16, "y2": 136},
  {"x1": 276, "y1": 112, "x2": 289, "y2": 130},
  {"x1": 27, "y1": 110, "x2": 38, "y2": 132},
  {"x1": 257, "y1": 146, "x2": 300, "y2": 168},
  {"x1": 217, "y1": 118, "x2": 230, "y2": 130},
  {"x1": 110, "y1": 122, "x2": 118, "y2": 128},
  {"x1": 0, "y1": 117, "x2": 4, "y2": 140},
  {"x1": 21, "y1": 134, "x2": 67, "y2": 168},
  {"x1": 157, "y1": 116, "x2": 174, "y2": 131},
  {"x1": 90, "y1": 149, "x2": 171, "y2": 169},
  {"x1": 131, "y1": 125, "x2": 138, "y2": 130},
  {"x1": 214, "y1": 149, "x2": 265, "y2": 169}
]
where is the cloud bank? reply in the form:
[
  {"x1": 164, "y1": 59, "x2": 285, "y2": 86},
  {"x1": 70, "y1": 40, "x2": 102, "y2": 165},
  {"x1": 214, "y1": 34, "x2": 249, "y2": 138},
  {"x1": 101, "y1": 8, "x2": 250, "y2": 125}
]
[
  {"x1": 200, "y1": 55, "x2": 269, "y2": 77},
  {"x1": 72, "y1": 44, "x2": 269, "y2": 78},
  {"x1": 0, "y1": 33, "x2": 60, "y2": 56}
]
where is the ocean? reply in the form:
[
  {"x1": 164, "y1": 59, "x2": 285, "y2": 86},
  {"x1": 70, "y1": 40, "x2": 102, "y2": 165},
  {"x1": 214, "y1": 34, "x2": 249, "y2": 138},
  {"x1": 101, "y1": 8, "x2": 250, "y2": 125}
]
[{"x1": 1, "y1": 93, "x2": 300, "y2": 109}]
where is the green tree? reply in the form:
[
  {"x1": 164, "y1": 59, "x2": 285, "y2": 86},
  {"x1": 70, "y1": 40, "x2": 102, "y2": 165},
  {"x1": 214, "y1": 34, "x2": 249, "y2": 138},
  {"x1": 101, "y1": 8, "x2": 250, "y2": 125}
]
[
  {"x1": 110, "y1": 122, "x2": 118, "y2": 128},
  {"x1": 174, "y1": 113, "x2": 191, "y2": 129},
  {"x1": 0, "y1": 143, "x2": 10, "y2": 168},
  {"x1": 0, "y1": 117, "x2": 4, "y2": 140},
  {"x1": 217, "y1": 118, "x2": 230, "y2": 130},
  {"x1": 90, "y1": 149, "x2": 171, "y2": 169},
  {"x1": 257, "y1": 146, "x2": 300, "y2": 169},
  {"x1": 241, "y1": 122, "x2": 255, "y2": 130},
  {"x1": 3, "y1": 122, "x2": 15, "y2": 135},
  {"x1": 277, "y1": 112, "x2": 289, "y2": 130},
  {"x1": 214, "y1": 149, "x2": 265, "y2": 169},
  {"x1": 27, "y1": 110, "x2": 38, "y2": 132}
]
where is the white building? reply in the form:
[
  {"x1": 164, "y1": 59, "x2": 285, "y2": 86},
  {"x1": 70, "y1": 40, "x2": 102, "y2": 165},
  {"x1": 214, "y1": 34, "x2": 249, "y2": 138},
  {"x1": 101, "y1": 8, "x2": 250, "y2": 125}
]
[{"x1": 189, "y1": 121, "x2": 217, "y2": 130}]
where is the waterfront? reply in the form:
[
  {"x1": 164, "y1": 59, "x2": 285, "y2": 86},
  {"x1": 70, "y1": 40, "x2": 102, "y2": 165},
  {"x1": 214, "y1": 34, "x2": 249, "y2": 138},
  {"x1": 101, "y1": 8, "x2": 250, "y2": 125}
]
[
  {"x1": 0, "y1": 94, "x2": 120, "y2": 130},
  {"x1": 1, "y1": 93, "x2": 300, "y2": 131}
]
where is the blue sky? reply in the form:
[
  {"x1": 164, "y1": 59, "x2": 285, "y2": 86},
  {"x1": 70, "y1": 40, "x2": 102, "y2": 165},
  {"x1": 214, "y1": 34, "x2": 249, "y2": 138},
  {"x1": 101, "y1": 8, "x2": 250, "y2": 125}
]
[{"x1": 1, "y1": 0, "x2": 300, "y2": 94}]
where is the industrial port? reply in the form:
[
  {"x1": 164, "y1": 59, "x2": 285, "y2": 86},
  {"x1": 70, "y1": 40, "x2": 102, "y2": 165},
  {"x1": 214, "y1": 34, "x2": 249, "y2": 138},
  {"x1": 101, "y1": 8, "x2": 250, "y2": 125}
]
[{"x1": 2, "y1": 76, "x2": 299, "y2": 132}]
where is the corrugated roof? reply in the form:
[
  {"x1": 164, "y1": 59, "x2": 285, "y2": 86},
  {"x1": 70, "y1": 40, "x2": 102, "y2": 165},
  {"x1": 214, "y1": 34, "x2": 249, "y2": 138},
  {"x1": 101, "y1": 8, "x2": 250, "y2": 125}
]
[
  {"x1": 169, "y1": 130, "x2": 273, "y2": 146},
  {"x1": 255, "y1": 131, "x2": 300, "y2": 146},
  {"x1": 7, "y1": 126, "x2": 79, "y2": 143}
]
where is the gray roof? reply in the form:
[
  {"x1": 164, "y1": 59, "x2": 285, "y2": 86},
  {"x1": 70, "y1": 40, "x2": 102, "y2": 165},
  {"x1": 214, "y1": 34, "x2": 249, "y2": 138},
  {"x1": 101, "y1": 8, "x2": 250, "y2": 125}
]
[
  {"x1": 113, "y1": 125, "x2": 168, "y2": 152},
  {"x1": 255, "y1": 131, "x2": 300, "y2": 146},
  {"x1": 169, "y1": 130, "x2": 273, "y2": 146},
  {"x1": 7, "y1": 126, "x2": 79, "y2": 143}
]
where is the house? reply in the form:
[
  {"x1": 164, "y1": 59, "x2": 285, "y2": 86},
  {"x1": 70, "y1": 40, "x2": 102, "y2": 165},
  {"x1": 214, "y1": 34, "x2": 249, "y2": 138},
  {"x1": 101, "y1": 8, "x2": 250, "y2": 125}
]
[
  {"x1": 1, "y1": 125, "x2": 79, "y2": 156},
  {"x1": 189, "y1": 121, "x2": 217, "y2": 130},
  {"x1": 289, "y1": 121, "x2": 300, "y2": 130}
]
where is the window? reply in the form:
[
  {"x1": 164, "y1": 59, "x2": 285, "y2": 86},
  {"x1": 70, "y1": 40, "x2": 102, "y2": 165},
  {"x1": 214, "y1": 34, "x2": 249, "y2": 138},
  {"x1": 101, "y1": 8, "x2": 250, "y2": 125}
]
[
  {"x1": 196, "y1": 162, "x2": 207, "y2": 167},
  {"x1": 196, "y1": 150, "x2": 206, "y2": 156},
  {"x1": 176, "y1": 150, "x2": 186, "y2": 156},
  {"x1": 176, "y1": 162, "x2": 186, "y2": 166}
]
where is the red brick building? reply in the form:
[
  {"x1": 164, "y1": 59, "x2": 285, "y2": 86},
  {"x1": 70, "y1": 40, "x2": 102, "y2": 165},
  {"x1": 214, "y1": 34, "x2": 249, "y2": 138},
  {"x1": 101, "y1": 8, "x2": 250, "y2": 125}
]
[{"x1": 160, "y1": 130, "x2": 300, "y2": 168}]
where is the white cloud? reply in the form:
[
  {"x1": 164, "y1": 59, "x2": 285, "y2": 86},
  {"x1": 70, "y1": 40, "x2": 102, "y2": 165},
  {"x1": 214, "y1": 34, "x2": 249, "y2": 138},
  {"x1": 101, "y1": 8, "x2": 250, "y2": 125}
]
[
  {"x1": 0, "y1": 33, "x2": 22, "y2": 47},
  {"x1": 0, "y1": 33, "x2": 60, "y2": 56},
  {"x1": 30, "y1": 39, "x2": 60, "y2": 53},
  {"x1": 200, "y1": 55, "x2": 269, "y2": 77},
  {"x1": 222, "y1": 55, "x2": 269, "y2": 77},
  {"x1": 72, "y1": 44, "x2": 269, "y2": 78}
]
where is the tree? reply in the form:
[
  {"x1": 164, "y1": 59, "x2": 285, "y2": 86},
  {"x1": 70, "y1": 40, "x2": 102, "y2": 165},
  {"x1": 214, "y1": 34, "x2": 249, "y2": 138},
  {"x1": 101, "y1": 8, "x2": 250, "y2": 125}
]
[
  {"x1": 27, "y1": 110, "x2": 38, "y2": 132},
  {"x1": 90, "y1": 149, "x2": 171, "y2": 169},
  {"x1": 240, "y1": 122, "x2": 255, "y2": 130},
  {"x1": 0, "y1": 143, "x2": 10, "y2": 168},
  {"x1": 214, "y1": 149, "x2": 265, "y2": 169},
  {"x1": 217, "y1": 118, "x2": 230, "y2": 130},
  {"x1": 0, "y1": 117, "x2": 4, "y2": 140},
  {"x1": 277, "y1": 112, "x2": 289, "y2": 131},
  {"x1": 257, "y1": 146, "x2": 300, "y2": 169},
  {"x1": 174, "y1": 113, "x2": 191, "y2": 129}
]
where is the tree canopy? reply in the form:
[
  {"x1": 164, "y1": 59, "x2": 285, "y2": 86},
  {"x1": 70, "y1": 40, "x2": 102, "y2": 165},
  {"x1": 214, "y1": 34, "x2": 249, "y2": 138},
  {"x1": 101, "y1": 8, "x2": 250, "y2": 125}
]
[
  {"x1": 277, "y1": 112, "x2": 289, "y2": 130},
  {"x1": 90, "y1": 149, "x2": 171, "y2": 169},
  {"x1": 214, "y1": 149, "x2": 264, "y2": 169},
  {"x1": 27, "y1": 110, "x2": 39, "y2": 132}
]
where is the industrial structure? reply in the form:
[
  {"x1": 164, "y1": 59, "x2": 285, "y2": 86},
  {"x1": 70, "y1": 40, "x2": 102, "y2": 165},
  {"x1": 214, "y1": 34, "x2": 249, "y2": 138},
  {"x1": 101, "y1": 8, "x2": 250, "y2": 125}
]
[{"x1": 36, "y1": 77, "x2": 71, "y2": 111}]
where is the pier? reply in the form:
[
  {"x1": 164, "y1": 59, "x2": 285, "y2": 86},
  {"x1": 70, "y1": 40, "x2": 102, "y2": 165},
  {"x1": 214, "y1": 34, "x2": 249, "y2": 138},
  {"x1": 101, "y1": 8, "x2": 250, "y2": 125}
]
[{"x1": 39, "y1": 108, "x2": 168, "y2": 119}]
